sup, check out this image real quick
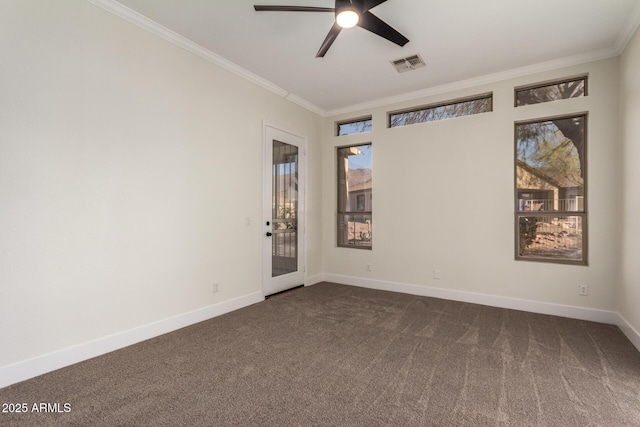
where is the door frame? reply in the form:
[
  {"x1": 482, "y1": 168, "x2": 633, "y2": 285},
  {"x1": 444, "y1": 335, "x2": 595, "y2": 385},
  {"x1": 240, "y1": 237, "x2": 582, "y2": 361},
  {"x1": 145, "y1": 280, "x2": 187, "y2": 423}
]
[{"x1": 262, "y1": 122, "x2": 307, "y2": 296}]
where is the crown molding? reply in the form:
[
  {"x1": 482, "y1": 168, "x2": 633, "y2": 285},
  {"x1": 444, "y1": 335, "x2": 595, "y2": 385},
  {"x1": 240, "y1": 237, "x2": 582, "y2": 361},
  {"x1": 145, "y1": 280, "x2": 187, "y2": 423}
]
[
  {"x1": 325, "y1": 46, "x2": 620, "y2": 117},
  {"x1": 327, "y1": 8, "x2": 640, "y2": 118},
  {"x1": 85, "y1": 0, "x2": 325, "y2": 116},
  {"x1": 284, "y1": 93, "x2": 326, "y2": 117},
  {"x1": 614, "y1": 0, "x2": 640, "y2": 55},
  {"x1": 87, "y1": 0, "x2": 639, "y2": 120}
]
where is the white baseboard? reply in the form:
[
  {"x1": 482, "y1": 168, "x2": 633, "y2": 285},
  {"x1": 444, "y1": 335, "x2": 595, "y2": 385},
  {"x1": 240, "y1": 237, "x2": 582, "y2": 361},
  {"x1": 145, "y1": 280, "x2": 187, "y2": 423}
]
[
  {"x1": 0, "y1": 292, "x2": 264, "y2": 389},
  {"x1": 305, "y1": 273, "x2": 325, "y2": 287},
  {"x1": 616, "y1": 313, "x2": 640, "y2": 353},
  {"x1": 329, "y1": 275, "x2": 640, "y2": 353},
  {"x1": 323, "y1": 274, "x2": 620, "y2": 325},
  {"x1": 3, "y1": 277, "x2": 638, "y2": 390}
]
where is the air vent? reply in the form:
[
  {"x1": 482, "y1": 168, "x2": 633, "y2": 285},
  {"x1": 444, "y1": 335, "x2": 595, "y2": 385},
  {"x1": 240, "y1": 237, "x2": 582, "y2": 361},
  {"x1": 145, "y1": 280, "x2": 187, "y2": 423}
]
[{"x1": 390, "y1": 54, "x2": 426, "y2": 73}]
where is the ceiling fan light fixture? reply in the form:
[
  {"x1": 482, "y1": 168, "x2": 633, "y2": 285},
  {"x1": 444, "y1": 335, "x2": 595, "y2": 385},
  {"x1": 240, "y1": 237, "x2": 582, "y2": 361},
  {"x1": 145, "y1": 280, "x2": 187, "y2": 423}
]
[
  {"x1": 336, "y1": 9, "x2": 359, "y2": 28},
  {"x1": 254, "y1": 0, "x2": 409, "y2": 57}
]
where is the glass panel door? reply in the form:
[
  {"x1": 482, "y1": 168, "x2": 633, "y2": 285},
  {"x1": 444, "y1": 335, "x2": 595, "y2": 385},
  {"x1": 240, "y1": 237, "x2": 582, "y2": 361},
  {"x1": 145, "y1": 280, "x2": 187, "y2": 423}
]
[
  {"x1": 262, "y1": 124, "x2": 305, "y2": 297},
  {"x1": 271, "y1": 140, "x2": 298, "y2": 277}
]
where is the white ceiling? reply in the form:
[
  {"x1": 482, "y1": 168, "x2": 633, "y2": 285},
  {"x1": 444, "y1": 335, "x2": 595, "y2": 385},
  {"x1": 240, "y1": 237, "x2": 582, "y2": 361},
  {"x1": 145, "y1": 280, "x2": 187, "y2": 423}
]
[{"x1": 104, "y1": 0, "x2": 640, "y2": 115}]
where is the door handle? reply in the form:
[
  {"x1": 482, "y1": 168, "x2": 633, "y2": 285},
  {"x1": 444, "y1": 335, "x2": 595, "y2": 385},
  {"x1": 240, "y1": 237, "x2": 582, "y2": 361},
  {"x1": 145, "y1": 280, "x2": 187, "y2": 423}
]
[{"x1": 266, "y1": 232, "x2": 273, "y2": 237}]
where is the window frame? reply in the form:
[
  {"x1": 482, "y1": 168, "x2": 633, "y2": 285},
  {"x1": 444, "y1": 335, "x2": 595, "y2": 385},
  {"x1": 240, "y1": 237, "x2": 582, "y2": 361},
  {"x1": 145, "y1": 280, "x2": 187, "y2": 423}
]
[
  {"x1": 387, "y1": 92, "x2": 493, "y2": 128},
  {"x1": 514, "y1": 75, "x2": 588, "y2": 107},
  {"x1": 337, "y1": 143, "x2": 372, "y2": 250},
  {"x1": 336, "y1": 116, "x2": 373, "y2": 136},
  {"x1": 514, "y1": 112, "x2": 588, "y2": 265}
]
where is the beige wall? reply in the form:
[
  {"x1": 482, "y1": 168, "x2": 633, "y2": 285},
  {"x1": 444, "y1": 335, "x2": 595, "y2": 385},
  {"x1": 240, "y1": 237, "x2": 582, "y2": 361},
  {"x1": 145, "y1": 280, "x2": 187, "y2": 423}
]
[
  {"x1": 619, "y1": 26, "x2": 640, "y2": 335},
  {"x1": 1, "y1": 0, "x2": 638, "y2": 383},
  {"x1": 324, "y1": 58, "x2": 621, "y2": 312},
  {"x1": 0, "y1": 0, "x2": 323, "y2": 368}
]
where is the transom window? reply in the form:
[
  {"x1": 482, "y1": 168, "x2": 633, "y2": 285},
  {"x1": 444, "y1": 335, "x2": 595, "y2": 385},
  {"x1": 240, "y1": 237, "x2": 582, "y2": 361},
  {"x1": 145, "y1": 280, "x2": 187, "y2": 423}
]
[
  {"x1": 336, "y1": 117, "x2": 372, "y2": 136},
  {"x1": 515, "y1": 76, "x2": 587, "y2": 107},
  {"x1": 388, "y1": 93, "x2": 492, "y2": 128}
]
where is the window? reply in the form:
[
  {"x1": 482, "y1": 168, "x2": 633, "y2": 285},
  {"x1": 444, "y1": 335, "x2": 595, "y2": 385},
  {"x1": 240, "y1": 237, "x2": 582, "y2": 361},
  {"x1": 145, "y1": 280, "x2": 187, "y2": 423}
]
[
  {"x1": 337, "y1": 117, "x2": 372, "y2": 136},
  {"x1": 337, "y1": 144, "x2": 372, "y2": 249},
  {"x1": 515, "y1": 114, "x2": 587, "y2": 264},
  {"x1": 388, "y1": 93, "x2": 492, "y2": 128},
  {"x1": 515, "y1": 76, "x2": 587, "y2": 106}
]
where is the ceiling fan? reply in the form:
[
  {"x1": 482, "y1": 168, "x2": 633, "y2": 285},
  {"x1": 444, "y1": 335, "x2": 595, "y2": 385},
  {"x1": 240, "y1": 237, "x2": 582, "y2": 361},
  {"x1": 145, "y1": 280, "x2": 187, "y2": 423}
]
[{"x1": 253, "y1": 0, "x2": 409, "y2": 57}]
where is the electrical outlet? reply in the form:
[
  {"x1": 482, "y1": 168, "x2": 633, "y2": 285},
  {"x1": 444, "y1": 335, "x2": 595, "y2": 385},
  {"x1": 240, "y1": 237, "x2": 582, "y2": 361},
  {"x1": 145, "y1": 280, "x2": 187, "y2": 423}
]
[
  {"x1": 366, "y1": 264, "x2": 372, "y2": 272},
  {"x1": 213, "y1": 282, "x2": 219, "y2": 293},
  {"x1": 578, "y1": 284, "x2": 588, "y2": 296},
  {"x1": 434, "y1": 269, "x2": 442, "y2": 280}
]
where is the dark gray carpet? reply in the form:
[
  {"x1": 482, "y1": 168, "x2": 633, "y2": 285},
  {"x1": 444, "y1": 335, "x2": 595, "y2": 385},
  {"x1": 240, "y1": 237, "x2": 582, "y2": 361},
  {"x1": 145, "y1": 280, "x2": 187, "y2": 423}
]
[{"x1": 1, "y1": 282, "x2": 639, "y2": 426}]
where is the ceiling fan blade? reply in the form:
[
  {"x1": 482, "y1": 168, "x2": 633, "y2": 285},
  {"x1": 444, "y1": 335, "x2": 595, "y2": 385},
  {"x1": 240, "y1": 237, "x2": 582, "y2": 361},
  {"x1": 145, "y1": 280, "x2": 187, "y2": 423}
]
[
  {"x1": 357, "y1": 10, "x2": 409, "y2": 47},
  {"x1": 254, "y1": 6, "x2": 334, "y2": 12},
  {"x1": 316, "y1": 22, "x2": 342, "y2": 57},
  {"x1": 360, "y1": 0, "x2": 388, "y2": 12}
]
